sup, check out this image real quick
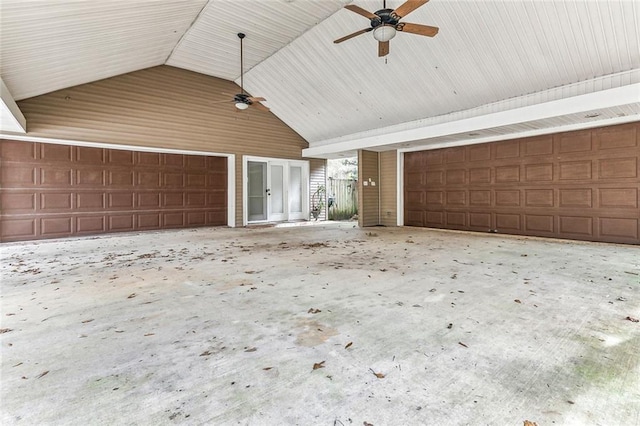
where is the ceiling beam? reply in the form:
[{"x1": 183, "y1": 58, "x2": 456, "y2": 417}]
[{"x1": 0, "y1": 77, "x2": 26, "y2": 133}]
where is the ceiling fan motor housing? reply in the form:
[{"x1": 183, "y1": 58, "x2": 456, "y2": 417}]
[{"x1": 371, "y1": 9, "x2": 400, "y2": 28}]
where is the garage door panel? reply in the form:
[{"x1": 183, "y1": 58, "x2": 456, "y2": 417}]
[
  {"x1": 598, "y1": 158, "x2": 637, "y2": 179},
  {"x1": 469, "y1": 168, "x2": 491, "y2": 184},
  {"x1": 41, "y1": 144, "x2": 72, "y2": 162},
  {"x1": 558, "y1": 130, "x2": 592, "y2": 153},
  {"x1": 495, "y1": 141, "x2": 520, "y2": 159},
  {"x1": 495, "y1": 190, "x2": 521, "y2": 207},
  {"x1": 425, "y1": 211, "x2": 443, "y2": 227},
  {"x1": 405, "y1": 210, "x2": 424, "y2": 226},
  {"x1": 2, "y1": 165, "x2": 36, "y2": 186},
  {"x1": 138, "y1": 152, "x2": 161, "y2": 166},
  {"x1": 41, "y1": 217, "x2": 72, "y2": 236},
  {"x1": 496, "y1": 166, "x2": 520, "y2": 183},
  {"x1": 446, "y1": 191, "x2": 466, "y2": 206},
  {"x1": 404, "y1": 123, "x2": 639, "y2": 244},
  {"x1": 559, "y1": 189, "x2": 592, "y2": 208},
  {"x1": 523, "y1": 136, "x2": 553, "y2": 157},
  {"x1": 76, "y1": 147, "x2": 105, "y2": 164},
  {"x1": 599, "y1": 218, "x2": 638, "y2": 239},
  {"x1": 109, "y1": 215, "x2": 135, "y2": 231},
  {"x1": 109, "y1": 170, "x2": 135, "y2": 186},
  {"x1": 77, "y1": 193, "x2": 105, "y2": 210},
  {"x1": 469, "y1": 212, "x2": 491, "y2": 229},
  {"x1": 446, "y1": 212, "x2": 466, "y2": 227},
  {"x1": 138, "y1": 192, "x2": 161, "y2": 208},
  {"x1": 496, "y1": 213, "x2": 522, "y2": 232},
  {"x1": 1, "y1": 218, "x2": 36, "y2": 239},
  {"x1": 2, "y1": 193, "x2": 36, "y2": 212},
  {"x1": 469, "y1": 144, "x2": 491, "y2": 162},
  {"x1": 525, "y1": 189, "x2": 554, "y2": 207},
  {"x1": 598, "y1": 188, "x2": 638, "y2": 208},
  {"x1": 1, "y1": 140, "x2": 37, "y2": 160},
  {"x1": 446, "y1": 147, "x2": 465, "y2": 164},
  {"x1": 41, "y1": 168, "x2": 72, "y2": 186},
  {"x1": 559, "y1": 161, "x2": 592, "y2": 180},
  {"x1": 559, "y1": 216, "x2": 594, "y2": 236},
  {"x1": 77, "y1": 216, "x2": 106, "y2": 234},
  {"x1": 164, "y1": 153, "x2": 184, "y2": 167},
  {"x1": 595, "y1": 123, "x2": 637, "y2": 150},
  {"x1": 524, "y1": 215, "x2": 555, "y2": 233},
  {"x1": 77, "y1": 169, "x2": 105, "y2": 186},
  {"x1": 109, "y1": 150, "x2": 135, "y2": 165},
  {"x1": 446, "y1": 169, "x2": 466, "y2": 184},
  {"x1": 138, "y1": 213, "x2": 161, "y2": 229},
  {"x1": 469, "y1": 190, "x2": 491, "y2": 206},
  {"x1": 525, "y1": 163, "x2": 553, "y2": 182},
  {"x1": 1, "y1": 140, "x2": 228, "y2": 241}
]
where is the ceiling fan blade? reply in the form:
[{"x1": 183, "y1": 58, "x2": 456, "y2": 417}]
[
  {"x1": 393, "y1": 0, "x2": 429, "y2": 18},
  {"x1": 222, "y1": 92, "x2": 239, "y2": 97},
  {"x1": 334, "y1": 27, "x2": 372, "y2": 44},
  {"x1": 344, "y1": 4, "x2": 378, "y2": 20},
  {"x1": 397, "y1": 22, "x2": 439, "y2": 37},
  {"x1": 378, "y1": 41, "x2": 390, "y2": 57},
  {"x1": 251, "y1": 102, "x2": 270, "y2": 112},
  {"x1": 248, "y1": 96, "x2": 266, "y2": 102}
]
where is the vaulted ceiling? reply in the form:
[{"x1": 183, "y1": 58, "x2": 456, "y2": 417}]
[{"x1": 1, "y1": 0, "x2": 639, "y2": 158}]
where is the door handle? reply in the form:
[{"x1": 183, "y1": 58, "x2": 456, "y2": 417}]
[{"x1": 266, "y1": 188, "x2": 271, "y2": 196}]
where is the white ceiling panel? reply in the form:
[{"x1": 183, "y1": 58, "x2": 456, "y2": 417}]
[
  {"x1": 243, "y1": 0, "x2": 640, "y2": 143},
  {"x1": 0, "y1": 0, "x2": 207, "y2": 101},
  {"x1": 166, "y1": 0, "x2": 350, "y2": 80}
]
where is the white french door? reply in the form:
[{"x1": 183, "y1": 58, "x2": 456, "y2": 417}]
[{"x1": 244, "y1": 157, "x2": 309, "y2": 224}]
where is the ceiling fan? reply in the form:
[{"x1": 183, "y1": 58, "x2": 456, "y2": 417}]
[
  {"x1": 221, "y1": 33, "x2": 269, "y2": 112},
  {"x1": 334, "y1": 0, "x2": 438, "y2": 57}
]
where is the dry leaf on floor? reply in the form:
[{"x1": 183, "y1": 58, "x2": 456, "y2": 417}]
[
  {"x1": 458, "y1": 342, "x2": 468, "y2": 348},
  {"x1": 199, "y1": 351, "x2": 212, "y2": 356},
  {"x1": 81, "y1": 319, "x2": 94, "y2": 323},
  {"x1": 312, "y1": 361, "x2": 325, "y2": 370},
  {"x1": 144, "y1": 333, "x2": 154, "y2": 337},
  {"x1": 370, "y1": 368, "x2": 385, "y2": 379},
  {"x1": 364, "y1": 422, "x2": 374, "y2": 426},
  {"x1": 345, "y1": 342, "x2": 353, "y2": 349},
  {"x1": 447, "y1": 323, "x2": 453, "y2": 329},
  {"x1": 127, "y1": 293, "x2": 136, "y2": 299},
  {"x1": 523, "y1": 421, "x2": 538, "y2": 426},
  {"x1": 308, "y1": 308, "x2": 321, "y2": 314},
  {"x1": 263, "y1": 367, "x2": 273, "y2": 371},
  {"x1": 0, "y1": 328, "x2": 13, "y2": 334},
  {"x1": 36, "y1": 371, "x2": 49, "y2": 379},
  {"x1": 244, "y1": 347, "x2": 257, "y2": 352},
  {"x1": 625, "y1": 316, "x2": 639, "y2": 323},
  {"x1": 514, "y1": 299, "x2": 522, "y2": 304}
]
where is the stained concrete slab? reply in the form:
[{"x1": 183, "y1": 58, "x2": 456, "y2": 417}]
[{"x1": 1, "y1": 223, "x2": 639, "y2": 426}]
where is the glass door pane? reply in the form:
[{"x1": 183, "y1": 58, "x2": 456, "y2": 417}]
[
  {"x1": 248, "y1": 161, "x2": 267, "y2": 221},
  {"x1": 289, "y1": 165, "x2": 303, "y2": 219},
  {"x1": 268, "y1": 163, "x2": 286, "y2": 221}
]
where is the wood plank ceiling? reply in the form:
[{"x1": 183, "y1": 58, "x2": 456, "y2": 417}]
[{"x1": 1, "y1": 0, "x2": 638, "y2": 157}]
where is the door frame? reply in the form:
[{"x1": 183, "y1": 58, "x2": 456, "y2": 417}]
[{"x1": 242, "y1": 155, "x2": 310, "y2": 226}]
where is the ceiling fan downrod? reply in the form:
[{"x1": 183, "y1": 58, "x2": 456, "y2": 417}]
[{"x1": 238, "y1": 32, "x2": 245, "y2": 94}]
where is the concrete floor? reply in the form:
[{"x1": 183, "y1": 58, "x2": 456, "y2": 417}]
[{"x1": 1, "y1": 223, "x2": 638, "y2": 426}]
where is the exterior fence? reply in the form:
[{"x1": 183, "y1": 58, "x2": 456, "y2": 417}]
[{"x1": 328, "y1": 178, "x2": 358, "y2": 220}]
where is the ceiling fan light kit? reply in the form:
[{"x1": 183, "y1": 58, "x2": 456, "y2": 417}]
[
  {"x1": 373, "y1": 25, "x2": 397, "y2": 42},
  {"x1": 334, "y1": 0, "x2": 438, "y2": 57},
  {"x1": 235, "y1": 102, "x2": 249, "y2": 110}
]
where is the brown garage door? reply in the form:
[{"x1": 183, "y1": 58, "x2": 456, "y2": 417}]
[
  {"x1": 1, "y1": 140, "x2": 227, "y2": 242},
  {"x1": 404, "y1": 123, "x2": 640, "y2": 244}
]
